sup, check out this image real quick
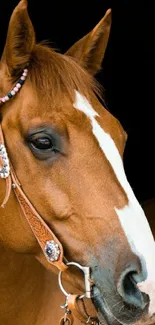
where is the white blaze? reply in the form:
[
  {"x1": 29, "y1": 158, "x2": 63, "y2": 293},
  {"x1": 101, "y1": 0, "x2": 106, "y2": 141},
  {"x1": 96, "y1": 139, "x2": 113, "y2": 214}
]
[{"x1": 73, "y1": 91, "x2": 155, "y2": 315}]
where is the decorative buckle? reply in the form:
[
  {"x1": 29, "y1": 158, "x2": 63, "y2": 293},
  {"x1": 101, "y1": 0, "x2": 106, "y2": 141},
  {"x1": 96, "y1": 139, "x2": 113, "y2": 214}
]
[
  {"x1": 0, "y1": 144, "x2": 10, "y2": 179},
  {"x1": 44, "y1": 240, "x2": 60, "y2": 262}
]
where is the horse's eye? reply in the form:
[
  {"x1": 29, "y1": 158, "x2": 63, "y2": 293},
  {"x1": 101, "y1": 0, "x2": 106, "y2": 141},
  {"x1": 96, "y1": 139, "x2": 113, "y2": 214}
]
[
  {"x1": 27, "y1": 129, "x2": 62, "y2": 160},
  {"x1": 31, "y1": 137, "x2": 53, "y2": 151}
]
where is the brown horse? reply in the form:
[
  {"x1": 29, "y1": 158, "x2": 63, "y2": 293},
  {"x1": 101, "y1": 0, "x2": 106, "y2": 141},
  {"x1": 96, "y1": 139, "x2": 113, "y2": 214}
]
[{"x1": 0, "y1": 1, "x2": 155, "y2": 324}]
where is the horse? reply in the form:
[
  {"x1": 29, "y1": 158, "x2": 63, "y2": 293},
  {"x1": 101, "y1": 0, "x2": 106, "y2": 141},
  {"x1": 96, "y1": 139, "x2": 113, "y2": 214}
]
[{"x1": 0, "y1": 1, "x2": 155, "y2": 324}]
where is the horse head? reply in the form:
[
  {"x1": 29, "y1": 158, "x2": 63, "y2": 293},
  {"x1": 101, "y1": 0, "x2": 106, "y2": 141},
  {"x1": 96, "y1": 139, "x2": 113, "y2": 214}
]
[{"x1": 0, "y1": 1, "x2": 155, "y2": 324}]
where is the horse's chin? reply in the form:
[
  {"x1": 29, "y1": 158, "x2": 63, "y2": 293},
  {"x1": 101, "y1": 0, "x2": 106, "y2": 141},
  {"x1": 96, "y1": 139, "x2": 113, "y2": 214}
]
[{"x1": 92, "y1": 292, "x2": 122, "y2": 325}]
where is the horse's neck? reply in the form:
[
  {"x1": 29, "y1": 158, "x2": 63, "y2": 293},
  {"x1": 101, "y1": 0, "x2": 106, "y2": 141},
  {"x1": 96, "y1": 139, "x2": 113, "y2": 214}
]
[{"x1": 0, "y1": 245, "x2": 42, "y2": 324}]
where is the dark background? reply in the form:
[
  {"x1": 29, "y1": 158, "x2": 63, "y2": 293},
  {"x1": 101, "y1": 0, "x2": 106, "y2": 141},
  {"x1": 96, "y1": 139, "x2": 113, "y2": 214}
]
[{"x1": 0, "y1": 1, "x2": 154, "y2": 203}]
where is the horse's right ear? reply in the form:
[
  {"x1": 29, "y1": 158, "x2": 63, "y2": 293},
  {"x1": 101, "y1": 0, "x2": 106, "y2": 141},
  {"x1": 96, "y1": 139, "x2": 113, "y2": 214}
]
[
  {"x1": 65, "y1": 9, "x2": 111, "y2": 76},
  {"x1": 1, "y1": 0, "x2": 35, "y2": 77}
]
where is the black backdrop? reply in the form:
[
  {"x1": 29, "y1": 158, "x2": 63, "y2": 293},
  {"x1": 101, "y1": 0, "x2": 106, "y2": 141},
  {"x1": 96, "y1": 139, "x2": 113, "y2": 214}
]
[{"x1": 0, "y1": 1, "x2": 154, "y2": 203}]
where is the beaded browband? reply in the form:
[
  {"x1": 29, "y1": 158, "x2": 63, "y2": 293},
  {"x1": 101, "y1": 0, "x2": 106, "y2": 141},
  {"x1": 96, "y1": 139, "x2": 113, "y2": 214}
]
[{"x1": 0, "y1": 68, "x2": 28, "y2": 106}]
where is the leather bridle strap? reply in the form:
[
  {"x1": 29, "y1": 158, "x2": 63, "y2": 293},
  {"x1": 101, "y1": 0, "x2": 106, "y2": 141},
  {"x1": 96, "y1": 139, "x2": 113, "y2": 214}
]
[
  {"x1": 67, "y1": 295, "x2": 99, "y2": 325},
  {"x1": 11, "y1": 167, "x2": 68, "y2": 271}
]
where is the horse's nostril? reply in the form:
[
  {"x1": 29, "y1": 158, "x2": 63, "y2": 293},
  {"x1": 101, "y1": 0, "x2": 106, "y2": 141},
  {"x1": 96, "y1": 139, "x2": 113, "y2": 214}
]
[
  {"x1": 118, "y1": 270, "x2": 149, "y2": 310},
  {"x1": 123, "y1": 273, "x2": 145, "y2": 307}
]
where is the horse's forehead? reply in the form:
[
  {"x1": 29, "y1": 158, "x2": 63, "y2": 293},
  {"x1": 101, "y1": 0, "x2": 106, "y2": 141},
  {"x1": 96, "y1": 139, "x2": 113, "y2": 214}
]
[
  {"x1": 20, "y1": 85, "x2": 123, "y2": 142},
  {"x1": 71, "y1": 91, "x2": 126, "y2": 154}
]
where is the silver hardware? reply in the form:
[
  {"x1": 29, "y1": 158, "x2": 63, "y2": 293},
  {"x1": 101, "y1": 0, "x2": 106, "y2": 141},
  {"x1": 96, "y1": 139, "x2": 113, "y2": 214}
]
[
  {"x1": 0, "y1": 144, "x2": 10, "y2": 179},
  {"x1": 59, "y1": 281, "x2": 98, "y2": 325},
  {"x1": 60, "y1": 302, "x2": 68, "y2": 309},
  {"x1": 58, "y1": 261, "x2": 92, "y2": 299},
  {"x1": 45, "y1": 240, "x2": 60, "y2": 262}
]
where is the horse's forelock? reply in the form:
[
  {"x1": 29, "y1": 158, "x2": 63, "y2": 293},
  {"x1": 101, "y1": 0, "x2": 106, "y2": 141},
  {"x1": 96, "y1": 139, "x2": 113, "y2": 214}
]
[{"x1": 27, "y1": 43, "x2": 102, "y2": 106}]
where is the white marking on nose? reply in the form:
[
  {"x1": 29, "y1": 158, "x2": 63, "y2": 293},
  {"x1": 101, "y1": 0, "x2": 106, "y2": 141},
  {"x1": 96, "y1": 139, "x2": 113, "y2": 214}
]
[{"x1": 74, "y1": 91, "x2": 155, "y2": 315}]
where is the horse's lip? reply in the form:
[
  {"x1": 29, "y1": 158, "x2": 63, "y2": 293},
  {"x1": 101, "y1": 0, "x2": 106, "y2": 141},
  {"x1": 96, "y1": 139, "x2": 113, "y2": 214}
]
[
  {"x1": 92, "y1": 287, "x2": 152, "y2": 325},
  {"x1": 92, "y1": 286, "x2": 123, "y2": 325},
  {"x1": 93, "y1": 298, "x2": 122, "y2": 325}
]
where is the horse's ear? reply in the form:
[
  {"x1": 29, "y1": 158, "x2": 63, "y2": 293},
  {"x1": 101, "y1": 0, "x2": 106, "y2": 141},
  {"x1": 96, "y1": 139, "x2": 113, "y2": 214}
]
[
  {"x1": 65, "y1": 9, "x2": 112, "y2": 76},
  {"x1": 1, "y1": 0, "x2": 35, "y2": 77}
]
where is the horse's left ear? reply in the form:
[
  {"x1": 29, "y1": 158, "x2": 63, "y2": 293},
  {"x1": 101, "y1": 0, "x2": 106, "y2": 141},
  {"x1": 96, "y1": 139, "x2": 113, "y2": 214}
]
[
  {"x1": 65, "y1": 9, "x2": 112, "y2": 76},
  {"x1": 1, "y1": 0, "x2": 35, "y2": 77}
]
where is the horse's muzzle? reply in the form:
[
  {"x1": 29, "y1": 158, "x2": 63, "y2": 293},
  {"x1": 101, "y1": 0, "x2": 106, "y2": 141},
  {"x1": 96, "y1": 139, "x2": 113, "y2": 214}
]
[{"x1": 92, "y1": 283, "x2": 149, "y2": 325}]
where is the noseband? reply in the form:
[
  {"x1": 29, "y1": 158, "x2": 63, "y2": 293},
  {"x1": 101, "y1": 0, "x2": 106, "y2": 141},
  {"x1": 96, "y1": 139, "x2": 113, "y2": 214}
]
[{"x1": 0, "y1": 70, "x2": 100, "y2": 325}]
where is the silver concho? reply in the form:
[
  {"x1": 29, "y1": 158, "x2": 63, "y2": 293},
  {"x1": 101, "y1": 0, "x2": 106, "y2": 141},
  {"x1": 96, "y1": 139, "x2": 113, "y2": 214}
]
[
  {"x1": 0, "y1": 144, "x2": 10, "y2": 179},
  {"x1": 45, "y1": 240, "x2": 60, "y2": 262}
]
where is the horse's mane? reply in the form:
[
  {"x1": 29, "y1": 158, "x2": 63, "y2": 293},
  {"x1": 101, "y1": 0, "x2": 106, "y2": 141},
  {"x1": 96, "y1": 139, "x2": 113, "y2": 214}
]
[{"x1": 27, "y1": 43, "x2": 102, "y2": 105}]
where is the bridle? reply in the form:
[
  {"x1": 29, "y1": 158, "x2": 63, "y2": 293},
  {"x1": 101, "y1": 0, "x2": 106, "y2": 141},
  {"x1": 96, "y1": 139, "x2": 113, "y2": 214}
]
[{"x1": 0, "y1": 69, "x2": 100, "y2": 325}]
